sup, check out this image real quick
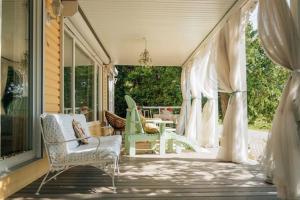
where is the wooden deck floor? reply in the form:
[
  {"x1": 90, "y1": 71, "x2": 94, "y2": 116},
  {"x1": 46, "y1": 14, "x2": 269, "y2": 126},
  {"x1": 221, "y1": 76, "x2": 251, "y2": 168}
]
[{"x1": 10, "y1": 153, "x2": 278, "y2": 200}]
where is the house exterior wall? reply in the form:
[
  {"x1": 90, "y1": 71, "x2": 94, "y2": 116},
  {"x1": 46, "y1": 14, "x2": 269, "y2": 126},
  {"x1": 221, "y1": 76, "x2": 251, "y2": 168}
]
[
  {"x1": 44, "y1": 15, "x2": 62, "y2": 113},
  {"x1": 0, "y1": 0, "x2": 60, "y2": 199},
  {"x1": 0, "y1": 0, "x2": 114, "y2": 198}
]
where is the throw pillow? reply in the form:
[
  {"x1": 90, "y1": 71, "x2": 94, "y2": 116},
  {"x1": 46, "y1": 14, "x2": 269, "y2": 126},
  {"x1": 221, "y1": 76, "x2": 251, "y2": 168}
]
[
  {"x1": 72, "y1": 119, "x2": 89, "y2": 145},
  {"x1": 139, "y1": 114, "x2": 159, "y2": 134}
]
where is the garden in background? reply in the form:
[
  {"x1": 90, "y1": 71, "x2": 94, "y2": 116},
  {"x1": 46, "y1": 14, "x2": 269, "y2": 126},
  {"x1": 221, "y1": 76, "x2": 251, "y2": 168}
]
[{"x1": 115, "y1": 22, "x2": 289, "y2": 130}]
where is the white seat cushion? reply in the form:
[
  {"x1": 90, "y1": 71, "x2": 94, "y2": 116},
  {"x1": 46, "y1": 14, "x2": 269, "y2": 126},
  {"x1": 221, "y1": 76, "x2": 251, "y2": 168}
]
[
  {"x1": 71, "y1": 135, "x2": 121, "y2": 155},
  {"x1": 67, "y1": 135, "x2": 122, "y2": 163}
]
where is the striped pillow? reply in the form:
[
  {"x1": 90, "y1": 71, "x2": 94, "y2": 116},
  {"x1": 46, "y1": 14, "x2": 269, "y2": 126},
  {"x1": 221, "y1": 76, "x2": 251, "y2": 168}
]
[{"x1": 72, "y1": 119, "x2": 89, "y2": 145}]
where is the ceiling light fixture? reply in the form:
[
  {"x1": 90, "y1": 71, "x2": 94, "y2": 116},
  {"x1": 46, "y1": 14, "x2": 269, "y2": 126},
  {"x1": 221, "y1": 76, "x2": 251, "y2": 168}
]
[{"x1": 138, "y1": 37, "x2": 152, "y2": 67}]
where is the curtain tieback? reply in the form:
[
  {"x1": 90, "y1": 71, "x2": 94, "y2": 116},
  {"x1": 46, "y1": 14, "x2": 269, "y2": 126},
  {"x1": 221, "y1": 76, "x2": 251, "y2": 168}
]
[
  {"x1": 231, "y1": 90, "x2": 247, "y2": 95},
  {"x1": 206, "y1": 97, "x2": 218, "y2": 100},
  {"x1": 192, "y1": 97, "x2": 201, "y2": 100}
]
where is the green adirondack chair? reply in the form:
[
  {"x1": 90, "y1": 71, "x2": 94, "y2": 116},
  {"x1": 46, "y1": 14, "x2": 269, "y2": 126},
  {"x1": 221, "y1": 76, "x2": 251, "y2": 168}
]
[{"x1": 124, "y1": 95, "x2": 201, "y2": 156}]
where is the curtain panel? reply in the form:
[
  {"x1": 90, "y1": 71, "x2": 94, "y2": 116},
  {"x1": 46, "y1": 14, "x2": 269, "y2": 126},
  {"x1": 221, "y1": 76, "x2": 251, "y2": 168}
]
[
  {"x1": 200, "y1": 44, "x2": 218, "y2": 147},
  {"x1": 215, "y1": 9, "x2": 248, "y2": 163},
  {"x1": 258, "y1": 0, "x2": 300, "y2": 199},
  {"x1": 176, "y1": 63, "x2": 192, "y2": 135},
  {"x1": 185, "y1": 44, "x2": 219, "y2": 147},
  {"x1": 185, "y1": 58, "x2": 203, "y2": 145}
]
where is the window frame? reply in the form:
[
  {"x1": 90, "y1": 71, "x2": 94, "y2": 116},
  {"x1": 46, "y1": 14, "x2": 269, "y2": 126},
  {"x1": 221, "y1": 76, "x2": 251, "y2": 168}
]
[
  {"x1": 0, "y1": 0, "x2": 43, "y2": 175},
  {"x1": 63, "y1": 27, "x2": 103, "y2": 123}
]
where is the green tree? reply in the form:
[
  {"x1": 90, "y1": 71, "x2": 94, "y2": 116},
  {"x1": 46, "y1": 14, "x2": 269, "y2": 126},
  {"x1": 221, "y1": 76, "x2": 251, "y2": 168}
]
[
  {"x1": 246, "y1": 23, "x2": 289, "y2": 129},
  {"x1": 115, "y1": 66, "x2": 182, "y2": 117},
  {"x1": 115, "y1": 23, "x2": 288, "y2": 129}
]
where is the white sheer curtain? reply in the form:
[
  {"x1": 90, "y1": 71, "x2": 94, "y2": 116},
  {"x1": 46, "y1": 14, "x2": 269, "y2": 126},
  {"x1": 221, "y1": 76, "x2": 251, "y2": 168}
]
[
  {"x1": 176, "y1": 63, "x2": 192, "y2": 135},
  {"x1": 258, "y1": 0, "x2": 300, "y2": 199},
  {"x1": 216, "y1": 9, "x2": 248, "y2": 163},
  {"x1": 186, "y1": 58, "x2": 203, "y2": 144},
  {"x1": 200, "y1": 44, "x2": 218, "y2": 147}
]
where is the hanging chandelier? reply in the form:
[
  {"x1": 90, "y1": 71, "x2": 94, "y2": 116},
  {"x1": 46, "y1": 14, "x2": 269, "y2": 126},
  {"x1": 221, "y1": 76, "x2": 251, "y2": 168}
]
[{"x1": 138, "y1": 38, "x2": 152, "y2": 67}]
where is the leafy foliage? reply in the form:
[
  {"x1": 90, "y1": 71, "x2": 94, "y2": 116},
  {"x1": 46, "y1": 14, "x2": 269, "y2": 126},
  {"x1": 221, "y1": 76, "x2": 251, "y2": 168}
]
[
  {"x1": 114, "y1": 23, "x2": 289, "y2": 129},
  {"x1": 246, "y1": 23, "x2": 289, "y2": 129},
  {"x1": 115, "y1": 66, "x2": 182, "y2": 117}
]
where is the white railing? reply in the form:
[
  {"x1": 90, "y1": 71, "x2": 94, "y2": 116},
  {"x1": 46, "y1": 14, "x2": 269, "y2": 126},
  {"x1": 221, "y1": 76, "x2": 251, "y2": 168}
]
[{"x1": 140, "y1": 106, "x2": 181, "y2": 118}]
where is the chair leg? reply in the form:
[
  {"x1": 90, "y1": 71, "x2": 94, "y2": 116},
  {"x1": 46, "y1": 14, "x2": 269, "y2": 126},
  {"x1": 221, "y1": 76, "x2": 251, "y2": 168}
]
[
  {"x1": 160, "y1": 136, "x2": 166, "y2": 155},
  {"x1": 35, "y1": 167, "x2": 70, "y2": 195},
  {"x1": 112, "y1": 174, "x2": 116, "y2": 193},
  {"x1": 125, "y1": 135, "x2": 129, "y2": 154},
  {"x1": 117, "y1": 157, "x2": 120, "y2": 176},
  {"x1": 112, "y1": 158, "x2": 117, "y2": 193},
  {"x1": 35, "y1": 170, "x2": 50, "y2": 195},
  {"x1": 115, "y1": 156, "x2": 120, "y2": 176},
  {"x1": 129, "y1": 139, "x2": 136, "y2": 156},
  {"x1": 168, "y1": 139, "x2": 174, "y2": 153}
]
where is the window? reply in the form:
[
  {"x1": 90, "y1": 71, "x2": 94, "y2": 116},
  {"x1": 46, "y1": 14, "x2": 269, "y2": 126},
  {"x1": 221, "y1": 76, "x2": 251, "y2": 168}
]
[
  {"x1": 63, "y1": 33, "x2": 73, "y2": 114},
  {"x1": 0, "y1": 0, "x2": 42, "y2": 172},
  {"x1": 75, "y1": 45, "x2": 94, "y2": 121},
  {"x1": 63, "y1": 31, "x2": 102, "y2": 122},
  {"x1": 107, "y1": 74, "x2": 115, "y2": 112},
  {"x1": 96, "y1": 65, "x2": 100, "y2": 121}
]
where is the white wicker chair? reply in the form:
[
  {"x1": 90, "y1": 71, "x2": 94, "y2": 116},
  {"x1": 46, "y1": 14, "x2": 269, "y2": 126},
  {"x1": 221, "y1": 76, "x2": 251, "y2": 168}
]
[{"x1": 36, "y1": 113, "x2": 122, "y2": 195}]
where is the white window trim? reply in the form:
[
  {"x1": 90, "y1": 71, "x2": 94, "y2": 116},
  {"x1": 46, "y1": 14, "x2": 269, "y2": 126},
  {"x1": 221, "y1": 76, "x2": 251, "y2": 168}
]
[
  {"x1": 0, "y1": 0, "x2": 43, "y2": 175},
  {"x1": 98, "y1": 65, "x2": 103, "y2": 122}
]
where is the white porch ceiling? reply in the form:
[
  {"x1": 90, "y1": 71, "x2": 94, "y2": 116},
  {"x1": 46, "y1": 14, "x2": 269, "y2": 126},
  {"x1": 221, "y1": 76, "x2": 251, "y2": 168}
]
[{"x1": 78, "y1": 0, "x2": 237, "y2": 66}]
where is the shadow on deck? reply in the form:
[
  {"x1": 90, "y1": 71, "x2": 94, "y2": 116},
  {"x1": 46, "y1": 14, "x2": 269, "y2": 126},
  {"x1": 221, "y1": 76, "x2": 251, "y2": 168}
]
[{"x1": 10, "y1": 154, "x2": 278, "y2": 200}]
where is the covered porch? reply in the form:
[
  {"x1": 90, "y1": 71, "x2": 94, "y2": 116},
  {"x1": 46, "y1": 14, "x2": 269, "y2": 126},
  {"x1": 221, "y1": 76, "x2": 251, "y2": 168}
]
[
  {"x1": 1, "y1": 0, "x2": 300, "y2": 199},
  {"x1": 11, "y1": 153, "x2": 277, "y2": 199}
]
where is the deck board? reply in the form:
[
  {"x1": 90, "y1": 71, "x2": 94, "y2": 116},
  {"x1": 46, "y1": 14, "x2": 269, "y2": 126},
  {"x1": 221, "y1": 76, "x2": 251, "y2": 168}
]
[{"x1": 10, "y1": 155, "x2": 278, "y2": 200}]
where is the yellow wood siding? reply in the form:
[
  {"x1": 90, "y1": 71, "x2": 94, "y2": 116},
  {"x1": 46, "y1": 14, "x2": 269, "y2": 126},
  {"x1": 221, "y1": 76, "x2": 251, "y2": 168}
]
[
  {"x1": 45, "y1": 18, "x2": 61, "y2": 113},
  {"x1": 0, "y1": 158, "x2": 49, "y2": 200}
]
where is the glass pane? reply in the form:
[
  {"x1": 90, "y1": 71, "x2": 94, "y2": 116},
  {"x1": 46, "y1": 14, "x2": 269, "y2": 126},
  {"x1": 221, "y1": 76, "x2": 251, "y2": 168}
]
[
  {"x1": 1, "y1": 0, "x2": 31, "y2": 158},
  {"x1": 64, "y1": 33, "x2": 73, "y2": 114},
  {"x1": 107, "y1": 76, "x2": 110, "y2": 111},
  {"x1": 96, "y1": 66, "x2": 99, "y2": 121},
  {"x1": 75, "y1": 45, "x2": 94, "y2": 122}
]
